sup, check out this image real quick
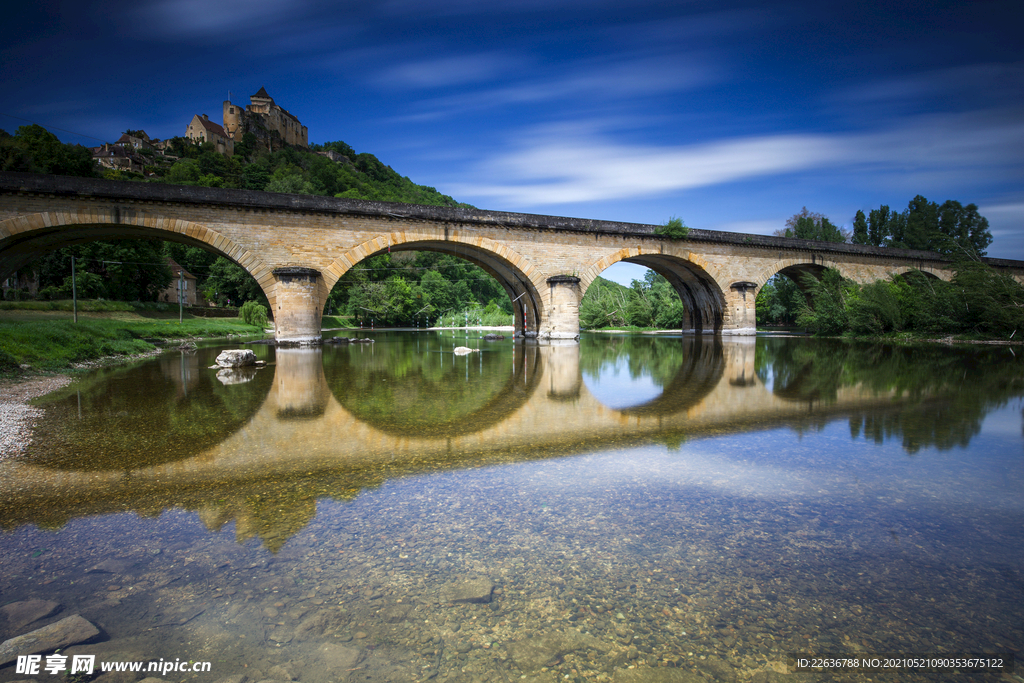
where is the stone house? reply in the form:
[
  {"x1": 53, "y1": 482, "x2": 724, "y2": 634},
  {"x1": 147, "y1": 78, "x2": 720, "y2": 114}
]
[
  {"x1": 185, "y1": 115, "x2": 234, "y2": 156},
  {"x1": 159, "y1": 258, "x2": 200, "y2": 306},
  {"x1": 90, "y1": 143, "x2": 147, "y2": 174}
]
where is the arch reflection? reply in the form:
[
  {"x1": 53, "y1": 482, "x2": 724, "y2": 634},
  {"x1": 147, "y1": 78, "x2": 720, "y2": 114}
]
[
  {"x1": 580, "y1": 336, "x2": 725, "y2": 416},
  {"x1": 323, "y1": 333, "x2": 541, "y2": 438},
  {"x1": 23, "y1": 346, "x2": 275, "y2": 472}
]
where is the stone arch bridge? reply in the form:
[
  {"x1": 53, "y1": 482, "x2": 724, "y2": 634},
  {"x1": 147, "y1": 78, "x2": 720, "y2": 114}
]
[{"x1": 2, "y1": 172, "x2": 1022, "y2": 342}]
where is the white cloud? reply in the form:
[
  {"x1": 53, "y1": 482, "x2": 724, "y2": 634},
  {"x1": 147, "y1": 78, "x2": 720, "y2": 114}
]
[
  {"x1": 451, "y1": 131, "x2": 844, "y2": 204},
  {"x1": 449, "y1": 108, "x2": 1024, "y2": 206}
]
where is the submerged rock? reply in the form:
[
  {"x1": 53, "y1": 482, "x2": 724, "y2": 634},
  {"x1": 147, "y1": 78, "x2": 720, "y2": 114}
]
[
  {"x1": 0, "y1": 600, "x2": 60, "y2": 631},
  {"x1": 215, "y1": 349, "x2": 257, "y2": 368},
  {"x1": 440, "y1": 577, "x2": 494, "y2": 603},
  {"x1": 507, "y1": 628, "x2": 605, "y2": 673},
  {"x1": 453, "y1": 346, "x2": 478, "y2": 355},
  {"x1": 0, "y1": 614, "x2": 100, "y2": 665}
]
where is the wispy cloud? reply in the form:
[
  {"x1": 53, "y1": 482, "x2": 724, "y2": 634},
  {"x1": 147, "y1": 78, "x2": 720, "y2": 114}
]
[
  {"x1": 449, "y1": 108, "x2": 1024, "y2": 206},
  {"x1": 376, "y1": 52, "x2": 522, "y2": 89},
  {"x1": 384, "y1": 53, "x2": 721, "y2": 123},
  {"x1": 835, "y1": 62, "x2": 1024, "y2": 110},
  {"x1": 131, "y1": 0, "x2": 311, "y2": 38},
  {"x1": 451, "y1": 130, "x2": 844, "y2": 205}
]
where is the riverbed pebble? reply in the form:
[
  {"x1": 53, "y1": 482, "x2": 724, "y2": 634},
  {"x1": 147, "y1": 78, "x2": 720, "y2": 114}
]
[{"x1": 0, "y1": 376, "x2": 72, "y2": 459}]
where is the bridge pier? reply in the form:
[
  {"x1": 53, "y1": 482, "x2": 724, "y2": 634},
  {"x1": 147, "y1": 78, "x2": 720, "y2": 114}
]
[
  {"x1": 722, "y1": 282, "x2": 758, "y2": 335},
  {"x1": 272, "y1": 268, "x2": 323, "y2": 345},
  {"x1": 541, "y1": 275, "x2": 582, "y2": 340}
]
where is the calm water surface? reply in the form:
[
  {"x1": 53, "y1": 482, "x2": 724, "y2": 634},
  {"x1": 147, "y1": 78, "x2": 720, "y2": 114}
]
[{"x1": 1, "y1": 333, "x2": 1022, "y2": 683}]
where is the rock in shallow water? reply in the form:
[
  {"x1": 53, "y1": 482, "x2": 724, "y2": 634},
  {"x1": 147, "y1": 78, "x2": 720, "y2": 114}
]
[
  {"x1": 440, "y1": 577, "x2": 494, "y2": 603},
  {"x1": 0, "y1": 600, "x2": 60, "y2": 631},
  {"x1": 215, "y1": 349, "x2": 257, "y2": 368},
  {"x1": 0, "y1": 615, "x2": 100, "y2": 665}
]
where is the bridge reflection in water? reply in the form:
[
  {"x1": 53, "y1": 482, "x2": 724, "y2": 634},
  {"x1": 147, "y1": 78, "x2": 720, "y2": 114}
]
[{"x1": 0, "y1": 335, "x2": 1014, "y2": 549}]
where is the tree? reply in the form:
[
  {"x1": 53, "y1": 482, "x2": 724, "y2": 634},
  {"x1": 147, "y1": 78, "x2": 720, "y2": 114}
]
[
  {"x1": 31, "y1": 240, "x2": 171, "y2": 301},
  {"x1": 851, "y1": 210, "x2": 869, "y2": 246},
  {"x1": 0, "y1": 125, "x2": 96, "y2": 177},
  {"x1": 756, "y1": 274, "x2": 803, "y2": 326},
  {"x1": 776, "y1": 207, "x2": 848, "y2": 243},
  {"x1": 934, "y1": 200, "x2": 992, "y2": 258},
  {"x1": 860, "y1": 196, "x2": 991, "y2": 256},
  {"x1": 797, "y1": 268, "x2": 853, "y2": 335},
  {"x1": 867, "y1": 205, "x2": 894, "y2": 247},
  {"x1": 900, "y1": 194, "x2": 938, "y2": 250}
]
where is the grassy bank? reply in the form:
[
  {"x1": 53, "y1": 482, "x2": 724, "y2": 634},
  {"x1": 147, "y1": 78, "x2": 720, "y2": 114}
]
[{"x1": 0, "y1": 305, "x2": 267, "y2": 374}]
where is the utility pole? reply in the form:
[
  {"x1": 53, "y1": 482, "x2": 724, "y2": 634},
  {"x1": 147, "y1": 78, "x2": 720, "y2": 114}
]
[
  {"x1": 71, "y1": 256, "x2": 78, "y2": 323},
  {"x1": 178, "y1": 269, "x2": 184, "y2": 323}
]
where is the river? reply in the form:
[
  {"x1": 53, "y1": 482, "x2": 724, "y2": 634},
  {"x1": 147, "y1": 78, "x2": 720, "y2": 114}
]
[{"x1": 0, "y1": 332, "x2": 1021, "y2": 683}]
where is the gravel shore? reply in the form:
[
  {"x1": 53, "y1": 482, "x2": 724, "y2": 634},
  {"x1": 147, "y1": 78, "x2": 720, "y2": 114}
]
[{"x1": 0, "y1": 375, "x2": 73, "y2": 460}]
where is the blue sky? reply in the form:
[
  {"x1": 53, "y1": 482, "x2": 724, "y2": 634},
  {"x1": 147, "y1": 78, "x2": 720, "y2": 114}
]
[{"x1": 2, "y1": 0, "x2": 1022, "y2": 285}]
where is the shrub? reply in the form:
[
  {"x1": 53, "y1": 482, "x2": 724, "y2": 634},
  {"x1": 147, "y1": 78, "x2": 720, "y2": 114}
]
[
  {"x1": 655, "y1": 216, "x2": 690, "y2": 239},
  {"x1": 240, "y1": 301, "x2": 269, "y2": 328}
]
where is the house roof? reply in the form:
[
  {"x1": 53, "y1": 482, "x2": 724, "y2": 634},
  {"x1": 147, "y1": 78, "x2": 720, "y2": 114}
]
[
  {"x1": 251, "y1": 86, "x2": 273, "y2": 101},
  {"x1": 166, "y1": 258, "x2": 196, "y2": 280},
  {"x1": 192, "y1": 115, "x2": 229, "y2": 138}
]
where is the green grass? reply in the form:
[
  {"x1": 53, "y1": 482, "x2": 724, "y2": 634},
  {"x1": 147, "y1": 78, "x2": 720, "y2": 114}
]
[
  {"x1": 0, "y1": 308, "x2": 267, "y2": 373},
  {"x1": 0, "y1": 299, "x2": 135, "y2": 312},
  {"x1": 322, "y1": 314, "x2": 355, "y2": 329}
]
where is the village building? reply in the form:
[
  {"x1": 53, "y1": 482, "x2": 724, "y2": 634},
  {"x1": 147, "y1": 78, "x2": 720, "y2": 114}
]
[
  {"x1": 185, "y1": 114, "x2": 234, "y2": 156},
  {"x1": 90, "y1": 142, "x2": 147, "y2": 174},
  {"x1": 115, "y1": 131, "x2": 155, "y2": 150},
  {"x1": 159, "y1": 258, "x2": 201, "y2": 306},
  {"x1": 223, "y1": 87, "x2": 308, "y2": 151}
]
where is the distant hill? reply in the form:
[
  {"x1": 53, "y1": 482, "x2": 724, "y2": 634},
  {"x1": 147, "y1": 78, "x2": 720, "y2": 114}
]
[{"x1": 1, "y1": 124, "x2": 469, "y2": 207}]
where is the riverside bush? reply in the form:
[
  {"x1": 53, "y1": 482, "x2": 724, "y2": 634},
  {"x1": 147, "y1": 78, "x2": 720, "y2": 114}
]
[{"x1": 240, "y1": 301, "x2": 269, "y2": 328}]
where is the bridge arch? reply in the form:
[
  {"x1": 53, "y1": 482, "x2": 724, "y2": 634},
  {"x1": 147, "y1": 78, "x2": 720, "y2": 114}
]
[
  {"x1": 581, "y1": 247, "x2": 726, "y2": 334},
  {"x1": 0, "y1": 209, "x2": 279, "y2": 308},
  {"x1": 752, "y1": 257, "x2": 852, "y2": 295},
  {"x1": 890, "y1": 265, "x2": 948, "y2": 282},
  {"x1": 325, "y1": 230, "x2": 547, "y2": 335}
]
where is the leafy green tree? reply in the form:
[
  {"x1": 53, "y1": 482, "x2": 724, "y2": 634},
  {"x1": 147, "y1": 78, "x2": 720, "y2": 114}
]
[
  {"x1": 756, "y1": 274, "x2": 803, "y2": 326},
  {"x1": 900, "y1": 194, "x2": 938, "y2": 250},
  {"x1": 951, "y1": 262, "x2": 1024, "y2": 336},
  {"x1": 851, "y1": 210, "x2": 869, "y2": 245},
  {"x1": 166, "y1": 158, "x2": 201, "y2": 183},
  {"x1": 935, "y1": 200, "x2": 992, "y2": 257},
  {"x1": 777, "y1": 207, "x2": 847, "y2": 242},
  {"x1": 31, "y1": 240, "x2": 171, "y2": 301},
  {"x1": 580, "y1": 277, "x2": 630, "y2": 329},
  {"x1": 203, "y1": 257, "x2": 268, "y2": 308},
  {"x1": 0, "y1": 125, "x2": 97, "y2": 177},
  {"x1": 797, "y1": 268, "x2": 853, "y2": 335},
  {"x1": 862, "y1": 196, "x2": 992, "y2": 256}
]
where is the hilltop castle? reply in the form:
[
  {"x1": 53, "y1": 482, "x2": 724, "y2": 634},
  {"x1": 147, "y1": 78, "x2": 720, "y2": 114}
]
[{"x1": 186, "y1": 87, "x2": 308, "y2": 156}]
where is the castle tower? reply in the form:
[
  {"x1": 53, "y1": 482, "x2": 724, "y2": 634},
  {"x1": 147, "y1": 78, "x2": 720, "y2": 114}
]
[{"x1": 223, "y1": 100, "x2": 242, "y2": 140}]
